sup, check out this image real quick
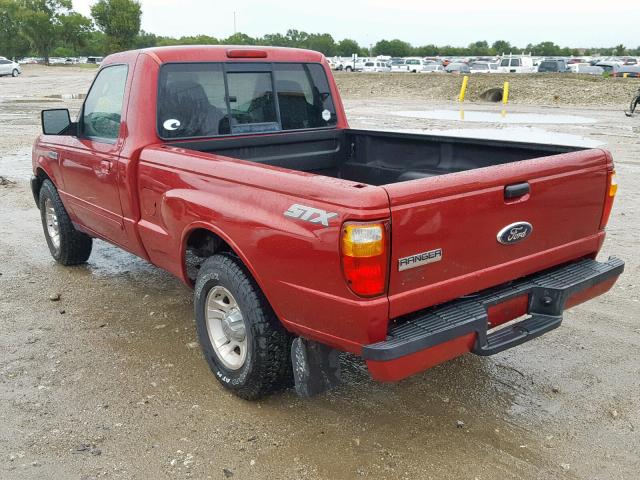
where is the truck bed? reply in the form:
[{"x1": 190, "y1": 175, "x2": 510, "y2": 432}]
[{"x1": 170, "y1": 128, "x2": 583, "y2": 186}]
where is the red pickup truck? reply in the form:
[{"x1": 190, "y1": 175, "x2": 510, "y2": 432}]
[{"x1": 32, "y1": 46, "x2": 623, "y2": 399}]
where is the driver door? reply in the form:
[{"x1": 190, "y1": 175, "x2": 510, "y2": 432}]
[{"x1": 58, "y1": 64, "x2": 128, "y2": 246}]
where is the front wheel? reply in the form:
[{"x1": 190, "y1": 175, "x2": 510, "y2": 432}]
[
  {"x1": 12, "y1": 69, "x2": 19, "y2": 77},
  {"x1": 38, "y1": 180, "x2": 92, "y2": 265},
  {"x1": 194, "y1": 254, "x2": 292, "y2": 399}
]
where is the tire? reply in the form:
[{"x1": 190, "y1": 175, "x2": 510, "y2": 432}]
[
  {"x1": 12, "y1": 69, "x2": 19, "y2": 77},
  {"x1": 38, "y1": 179, "x2": 92, "y2": 265},
  {"x1": 194, "y1": 253, "x2": 292, "y2": 399},
  {"x1": 345, "y1": 66, "x2": 353, "y2": 72}
]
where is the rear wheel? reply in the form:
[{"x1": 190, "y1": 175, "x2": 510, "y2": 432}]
[
  {"x1": 38, "y1": 180, "x2": 92, "y2": 265},
  {"x1": 194, "y1": 254, "x2": 292, "y2": 399},
  {"x1": 345, "y1": 66, "x2": 353, "y2": 72}
]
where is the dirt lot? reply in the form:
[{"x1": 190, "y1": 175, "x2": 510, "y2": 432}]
[
  {"x1": 1, "y1": 65, "x2": 639, "y2": 480},
  {"x1": 334, "y1": 71, "x2": 640, "y2": 106}
]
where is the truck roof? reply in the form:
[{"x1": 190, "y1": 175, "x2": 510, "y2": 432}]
[{"x1": 103, "y1": 45, "x2": 326, "y2": 65}]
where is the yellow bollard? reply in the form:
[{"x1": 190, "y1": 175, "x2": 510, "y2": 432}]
[
  {"x1": 502, "y1": 81, "x2": 510, "y2": 104},
  {"x1": 623, "y1": 73, "x2": 629, "y2": 78},
  {"x1": 459, "y1": 109, "x2": 465, "y2": 120},
  {"x1": 458, "y1": 75, "x2": 469, "y2": 102}
]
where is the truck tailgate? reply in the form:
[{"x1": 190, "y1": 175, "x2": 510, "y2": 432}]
[{"x1": 384, "y1": 149, "x2": 609, "y2": 318}]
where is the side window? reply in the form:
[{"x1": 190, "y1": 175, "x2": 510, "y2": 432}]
[
  {"x1": 157, "y1": 63, "x2": 227, "y2": 138},
  {"x1": 82, "y1": 65, "x2": 128, "y2": 141},
  {"x1": 274, "y1": 63, "x2": 337, "y2": 130},
  {"x1": 511, "y1": 59, "x2": 521, "y2": 67},
  {"x1": 500, "y1": 59, "x2": 509, "y2": 67}
]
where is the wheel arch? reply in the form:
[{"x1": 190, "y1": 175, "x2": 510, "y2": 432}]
[
  {"x1": 180, "y1": 222, "x2": 268, "y2": 296},
  {"x1": 31, "y1": 167, "x2": 53, "y2": 206}
]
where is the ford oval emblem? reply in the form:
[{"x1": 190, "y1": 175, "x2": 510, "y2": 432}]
[{"x1": 497, "y1": 222, "x2": 533, "y2": 245}]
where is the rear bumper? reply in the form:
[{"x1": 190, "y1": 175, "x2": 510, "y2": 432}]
[{"x1": 363, "y1": 257, "x2": 624, "y2": 381}]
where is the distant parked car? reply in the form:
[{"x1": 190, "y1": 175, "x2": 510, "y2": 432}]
[
  {"x1": 613, "y1": 66, "x2": 640, "y2": 78},
  {"x1": 445, "y1": 63, "x2": 470, "y2": 74},
  {"x1": 398, "y1": 57, "x2": 430, "y2": 73},
  {"x1": 0, "y1": 58, "x2": 21, "y2": 77},
  {"x1": 86, "y1": 56, "x2": 103, "y2": 66},
  {"x1": 469, "y1": 62, "x2": 492, "y2": 73},
  {"x1": 574, "y1": 65, "x2": 605, "y2": 75},
  {"x1": 537, "y1": 59, "x2": 569, "y2": 73},
  {"x1": 595, "y1": 61, "x2": 621, "y2": 73},
  {"x1": 419, "y1": 64, "x2": 445, "y2": 73},
  {"x1": 390, "y1": 59, "x2": 407, "y2": 72},
  {"x1": 362, "y1": 61, "x2": 391, "y2": 72},
  {"x1": 497, "y1": 55, "x2": 536, "y2": 73}
]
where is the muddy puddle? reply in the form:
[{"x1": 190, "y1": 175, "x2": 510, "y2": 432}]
[
  {"x1": 394, "y1": 109, "x2": 597, "y2": 125},
  {"x1": 45, "y1": 93, "x2": 87, "y2": 100},
  {"x1": 0, "y1": 147, "x2": 33, "y2": 181}
]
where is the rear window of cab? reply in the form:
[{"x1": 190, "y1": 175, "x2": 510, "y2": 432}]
[{"x1": 157, "y1": 62, "x2": 337, "y2": 139}]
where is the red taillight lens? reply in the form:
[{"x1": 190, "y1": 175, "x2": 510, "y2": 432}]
[
  {"x1": 341, "y1": 222, "x2": 388, "y2": 297},
  {"x1": 599, "y1": 170, "x2": 617, "y2": 229},
  {"x1": 226, "y1": 49, "x2": 267, "y2": 58}
]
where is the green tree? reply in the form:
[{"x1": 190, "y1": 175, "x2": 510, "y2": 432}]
[
  {"x1": 468, "y1": 40, "x2": 490, "y2": 56},
  {"x1": 0, "y1": 0, "x2": 31, "y2": 59},
  {"x1": 91, "y1": 0, "x2": 141, "y2": 54},
  {"x1": 335, "y1": 38, "x2": 360, "y2": 57},
  {"x1": 223, "y1": 32, "x2": 255, "y2": 45},
  {"x1": 530, "y1": 41, "x2": 561, "y2": 56},
  {"x1": 133, "y1": 30, "x2": 158, "y2": 49},
  {"x1": 304, "y1": 33, "x2": 335, "y2": 55},
  {"x1": 614, "y1": 44, "x2": 626, "y2": 56},
  {"x1": 372, "y1": 39, "x2": 411, "y2": 57},
  {"x1": 19, "y1": 0, "x2": 90, "y2": 63},
  {"x1": 285, "y1": 29, "x2": 308, "y2": 46},
  {"x1": 58, "y1": 11, "x2": 92, "y2": 54},
  {"x1": 491, "y1": 40, "x2": 512, "y2": 55},
  {"x1": 261, "y1": 33, "x2": 289, "y2": 47},
  {"x1": 414, "y1": 44, "x2": 438, "y2": 56}
]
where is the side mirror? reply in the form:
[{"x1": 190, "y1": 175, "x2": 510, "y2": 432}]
[{"x1": 42, "y1": 109, "x2": 74, "y2": 135}]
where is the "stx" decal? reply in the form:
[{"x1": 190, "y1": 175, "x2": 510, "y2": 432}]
[{"x1": 284, "y1": 204, "x2": 338, "y2": 227}]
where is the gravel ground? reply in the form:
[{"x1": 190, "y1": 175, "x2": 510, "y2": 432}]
[
  {"x1": 0, "y1": 65, "x2": 639, "y2": 480},
  {"x1": 334, "y1": 71, "x2": 640, "y2": 106}
]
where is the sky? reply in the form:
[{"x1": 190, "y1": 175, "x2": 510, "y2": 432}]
[{"x1": 72, "y1": 0, "x2": 640, "y2": 48}]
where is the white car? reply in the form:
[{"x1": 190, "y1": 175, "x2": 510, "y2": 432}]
[
  {"x1": 469, "y1": 62, "x2": 492, "y2": 73},
  {"x1": 362, "y1": 61, "x2": 391, "y2": 72},
  {"x1": 497, "y1": 55, "x2": 536, "y2": 73},
  {"x1": 419, "y1": 64, "x2": 445, "y2": 73},
  {"x1": 403, "y1": 57, "x2": 430, "y2": 73},
  {"x1": 0, "y1": 58, "x2": 21, "y2": 77}
]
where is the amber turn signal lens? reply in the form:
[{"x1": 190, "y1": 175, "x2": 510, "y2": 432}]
[
  {"x1": 342, "y1": 224, "x2": 384, "y2": 258},
  {"x1": 609, "y1": 171, "x2": 618, "y2": 197}
]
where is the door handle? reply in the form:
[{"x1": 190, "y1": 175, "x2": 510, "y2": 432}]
[
  {"x1": 99, "y1": 160, "x2": 112, "y2": 175},
  {"x1": 504, "y1": 182, "x2": 530, "y2": 199}
]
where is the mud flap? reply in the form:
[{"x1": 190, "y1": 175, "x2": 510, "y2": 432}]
[{"x1": 291, "y1": 337, "x2": 341, "y2": 397}]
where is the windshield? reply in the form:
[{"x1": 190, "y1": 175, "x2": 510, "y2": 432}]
[{"x1": 157, "y1": 62, "x2": 337, "y2": 139}]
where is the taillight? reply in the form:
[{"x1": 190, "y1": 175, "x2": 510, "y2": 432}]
[
  {"x1": 341, "y1": 222, "x2": 388, "y2": 297},
  {"x1": 599, "y1": 170, "x2": 617, "y2": 229}
]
